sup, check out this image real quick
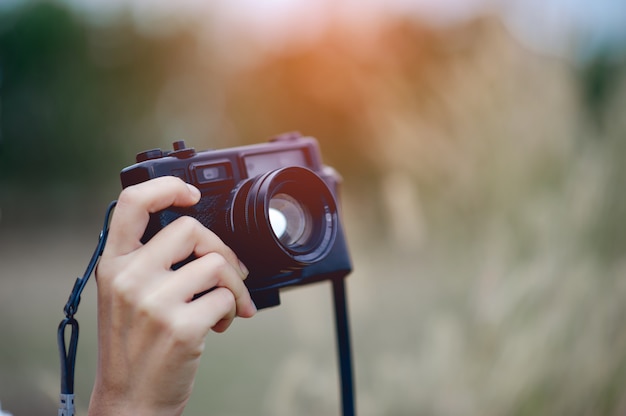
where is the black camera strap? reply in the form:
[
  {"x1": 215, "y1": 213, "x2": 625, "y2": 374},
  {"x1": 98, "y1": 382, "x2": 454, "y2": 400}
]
[{"x1": 57, "y1": 201, "x2": 117, "y2": 416}]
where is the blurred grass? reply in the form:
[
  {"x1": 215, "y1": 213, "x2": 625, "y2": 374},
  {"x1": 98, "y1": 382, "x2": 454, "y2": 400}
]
[{"x1": 1, "y1": 1, "x2": 626, "y2": 415}]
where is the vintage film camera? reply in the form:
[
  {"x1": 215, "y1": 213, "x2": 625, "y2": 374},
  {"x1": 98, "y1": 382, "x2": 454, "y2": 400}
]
[{"x1": 120, "y1": 132, "x2": 352, "y2": 309}]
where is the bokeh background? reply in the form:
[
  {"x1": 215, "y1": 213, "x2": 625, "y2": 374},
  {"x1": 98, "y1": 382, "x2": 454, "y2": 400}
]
[{"x1": 1, "y1": 0, "x2": 626, "y2": 414}]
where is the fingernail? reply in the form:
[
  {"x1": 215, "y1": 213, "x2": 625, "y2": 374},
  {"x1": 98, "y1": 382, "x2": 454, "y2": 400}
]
[
  {"x1": 186, "y1": 184, "x2": 201, "y2": 199},
  {"x1": 238, "y1": 259, "x2": 249, "y2": 278}
]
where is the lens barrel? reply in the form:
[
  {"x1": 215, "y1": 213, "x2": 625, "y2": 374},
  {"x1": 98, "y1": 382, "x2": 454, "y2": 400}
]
[{"x1": 229, "y1": 166, "x2": 338, "y2": 275}]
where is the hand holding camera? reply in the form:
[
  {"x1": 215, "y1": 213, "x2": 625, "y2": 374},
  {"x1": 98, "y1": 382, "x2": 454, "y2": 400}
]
[{"x1": 89, "y1": 176, "x2": 256, "y2": 416}]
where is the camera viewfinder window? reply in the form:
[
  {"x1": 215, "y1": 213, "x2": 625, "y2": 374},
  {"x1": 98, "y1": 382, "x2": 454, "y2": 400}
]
[
  {"x1": 193, "y1": 164, "x2": 230, "y2": 185},
  {"x1": 244, "y1": 150, "x2": 308, "y2": 177}
]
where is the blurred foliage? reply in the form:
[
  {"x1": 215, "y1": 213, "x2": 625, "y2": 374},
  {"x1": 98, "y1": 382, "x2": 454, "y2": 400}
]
[
  {"x1": 0, "y1": 1, "x2": 207, "y2": 188},
  {"x1": 577, "y1": 50, "x2": 626, "y2": 130}
]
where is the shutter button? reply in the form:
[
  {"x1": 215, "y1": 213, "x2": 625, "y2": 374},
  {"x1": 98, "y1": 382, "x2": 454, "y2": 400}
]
[{"x1": 170, "y1": 140, "x2": 196, "y2": 159}]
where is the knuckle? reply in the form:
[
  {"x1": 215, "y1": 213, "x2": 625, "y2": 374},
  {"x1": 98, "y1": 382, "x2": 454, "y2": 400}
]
[
  {"x1": 135, "y1": 286, "x2": 199, "y2": 342},
  {"x1": 117, "y1": 185, "x2": 143, "y2": 207},
  {"x1": 103, "y1": 258, "x2": 150, "y2": 305},
  {"x1": 109, "y1": 270, "x2": 140, "y2": 305},
  {"x1": 216, "y1": 288, "x2": 236, "y2": 310},
  {"x1": 136, "y1": 292, "x2": 169, "y2": 327},
  {"x1": 170, "y1": 319, "x2": 204, "y2": 352},
  {"x1": 173, "y1": 215, "x2": 204, "y2": 235},
  {"x1": 205, "y1": 252, "x2": 230, "y2": 274}
]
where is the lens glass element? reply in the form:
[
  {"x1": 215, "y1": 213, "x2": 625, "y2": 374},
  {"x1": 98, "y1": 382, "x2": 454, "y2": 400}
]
[{"x1": 269, "y1": 193, "x2": 312, "y2": 247}]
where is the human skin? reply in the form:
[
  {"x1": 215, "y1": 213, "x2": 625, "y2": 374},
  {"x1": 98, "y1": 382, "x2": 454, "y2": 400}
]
[{"x1": 88, "y1": 176, "x2": 257, "y2": 416}]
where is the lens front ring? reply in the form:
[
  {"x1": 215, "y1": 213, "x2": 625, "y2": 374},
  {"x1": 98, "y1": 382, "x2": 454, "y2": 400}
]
[{"x1": 230, "y1": 166, "x2": 338, "y2": 272}]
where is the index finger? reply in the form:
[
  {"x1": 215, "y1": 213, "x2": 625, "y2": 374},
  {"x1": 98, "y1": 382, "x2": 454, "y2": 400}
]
[{"x1": 105, "y1": 176, "x2": 201, "y2": 256}]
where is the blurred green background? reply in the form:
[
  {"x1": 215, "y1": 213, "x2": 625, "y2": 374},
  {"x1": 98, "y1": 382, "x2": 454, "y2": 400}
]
[{"x1": 1, "y1": 0, "x2": 626, "y2": 415}]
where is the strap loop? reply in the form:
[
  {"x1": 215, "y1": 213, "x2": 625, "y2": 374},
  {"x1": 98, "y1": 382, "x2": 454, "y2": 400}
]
[
  {"x1": 58, "y1": 317, "x2": 79, "y2": 395},
  {"x1": 57, "y1": 200, "x2": 116, "y2": 408}
]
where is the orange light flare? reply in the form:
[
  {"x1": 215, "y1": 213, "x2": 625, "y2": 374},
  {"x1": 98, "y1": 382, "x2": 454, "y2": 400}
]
[{"x1": 217, "y1": 7, "x2": 458, "y2": 178}]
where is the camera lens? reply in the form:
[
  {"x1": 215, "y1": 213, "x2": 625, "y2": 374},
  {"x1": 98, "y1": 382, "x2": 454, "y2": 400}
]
[
  {"x1": 230, "y1": 166, "x2": 338, "y2": 273},
  {"x1": 269, "y1": 193, "x2": 312, "y2": 247}
]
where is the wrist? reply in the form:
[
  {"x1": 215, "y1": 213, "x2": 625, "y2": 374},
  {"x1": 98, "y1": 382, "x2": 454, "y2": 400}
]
[{"x1": 88, "y1": 384, "x2": 186, "y2": 416}]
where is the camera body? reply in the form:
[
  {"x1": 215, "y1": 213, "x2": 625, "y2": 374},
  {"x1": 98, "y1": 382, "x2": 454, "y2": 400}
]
[{"x1": 120, "y1": 132, "x2": 352, "y2": 309}]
